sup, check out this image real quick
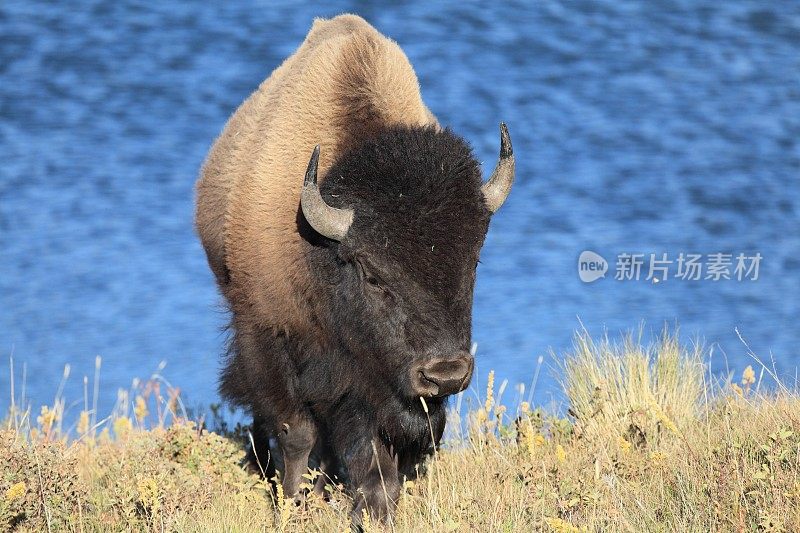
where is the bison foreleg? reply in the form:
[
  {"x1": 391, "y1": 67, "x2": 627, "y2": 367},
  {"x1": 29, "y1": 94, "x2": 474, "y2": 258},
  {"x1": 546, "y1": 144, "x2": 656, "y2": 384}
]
[
  {"x1": 346, "y1": 437, "x2": 401, "y2": 525},
  {"x1": 276, "y1": 414, "x2": 317, "y2": 499},
  {"x1": 246, "y1": 415, "x2": 277, "y2": 480}
]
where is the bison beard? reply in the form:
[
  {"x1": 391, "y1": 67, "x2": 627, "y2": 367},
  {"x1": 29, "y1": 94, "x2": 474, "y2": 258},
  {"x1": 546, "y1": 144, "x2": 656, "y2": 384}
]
[{"x1": 196, "y1": 14, "x2": 514, "y2": 526}]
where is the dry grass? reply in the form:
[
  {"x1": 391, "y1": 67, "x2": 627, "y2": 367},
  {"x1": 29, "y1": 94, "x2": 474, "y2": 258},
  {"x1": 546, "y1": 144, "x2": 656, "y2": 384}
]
[
  {"x1": 560, "y1": 327, "x2": 706, "y2": 445},
  {"x1": 3, "y1": 329, "x2": 800, "y2": 532}
]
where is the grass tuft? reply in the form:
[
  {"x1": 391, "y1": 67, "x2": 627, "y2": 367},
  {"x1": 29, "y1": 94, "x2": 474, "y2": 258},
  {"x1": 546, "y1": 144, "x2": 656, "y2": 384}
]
[{"x1": 560, "y1": 327, "x2": 705, "y2": 446}]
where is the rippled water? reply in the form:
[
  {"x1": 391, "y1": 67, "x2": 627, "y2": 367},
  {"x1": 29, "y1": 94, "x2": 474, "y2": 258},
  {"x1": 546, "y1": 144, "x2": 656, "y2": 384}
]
[{"x1": 1, "y1": 1, "x2": 799, "y2": 415}]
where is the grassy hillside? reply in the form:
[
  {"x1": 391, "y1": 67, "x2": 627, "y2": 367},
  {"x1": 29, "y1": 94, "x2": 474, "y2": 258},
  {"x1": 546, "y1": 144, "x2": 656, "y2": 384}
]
[{"x1": 3, "y1": 331, "x2": 799, "y2": 532}]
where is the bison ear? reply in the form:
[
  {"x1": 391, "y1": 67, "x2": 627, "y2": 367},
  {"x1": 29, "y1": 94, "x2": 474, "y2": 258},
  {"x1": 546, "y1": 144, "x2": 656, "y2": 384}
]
[
  {"x1": 300, "y1": 145, "x2": 354, "y2": 241},
  {"x1": 481, "y1": 123, "x2": 515, "y2": 213}
]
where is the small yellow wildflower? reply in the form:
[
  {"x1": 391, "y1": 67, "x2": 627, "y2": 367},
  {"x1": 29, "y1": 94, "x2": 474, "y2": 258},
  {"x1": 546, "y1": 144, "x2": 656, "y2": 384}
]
[
  {"x1": 518, "y1": 421, "x2": 536, "y2": 459},
  {"x1": 556, "y1": 444, "x2": 567, "y2": 464},
  {"x1": 361, "y1": 508, "x2": 373, "y2": 532},
  {"x1": 783, "y1": 482, "x2": 800, "y2": 500},
  {"x1": 136, "y1": 477, "x2": 160, "y2": 514},
  {"x1": 475, "y1": 408, "x2": 488, "y2": 426},
  {"x1": 618, "y1": 435, "x2": 632, "y2": 452},
  {"x1": 519, "y1": 401, "x2": 530, "y2": 414},
  {"x1": 657, "y1": 412, "x2": 678, "y2": 433},
  {"x1": 484, "y1": 370, "x2": 495, "y2": 413},
  {"x1": 649, "y1": 399, "x2": 678, "y2": 433},
  {"x1": 731, "y1": 383, "x2": 744, "y2": 396},
  {"x1": 544, "y1": 516, "x2": 587, "y2": 533},
  {"x1": 113, "y1": 416, "x2": 133, "y2": 439},
  {"x1": 742, "y1": 365, "x2": 756, "y2": 387},
  {"x1": 650, "y1": 450, "x2": 666, "y2": 466},
  {"x1": 77, "y1": 410, "x2": 90, "y2": 434},
  {"x1": 134, "y1": 395, "x2": 149, "y2": 423},
  {"x1": 5, "y1": 481, "x2": 25, "y2": 501},
  {"x1": 37, "y1": 405, "x2": 56, "y2": 434},
  {"x1": 535, "y1": 434, "x2": 546, "y2": 446},
  {"x1": 275, "y1": 478, "x2": 291, "y2": 530}
]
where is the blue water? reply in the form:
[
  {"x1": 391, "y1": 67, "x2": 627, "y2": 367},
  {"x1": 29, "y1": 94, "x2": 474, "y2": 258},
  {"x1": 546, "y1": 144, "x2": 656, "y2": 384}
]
[{"x1": 1, "y1": 1, "x2": 799, "y2": 418}]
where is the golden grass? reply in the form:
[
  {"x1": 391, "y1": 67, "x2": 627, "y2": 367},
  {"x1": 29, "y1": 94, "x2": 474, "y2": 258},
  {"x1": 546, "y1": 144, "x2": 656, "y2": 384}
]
[
  {"x1": 3, "y1": 330, "x2": 800, "y2": 532},
  {"x1": 560, "y1": 327, "x2": 706, "y2": 445}
]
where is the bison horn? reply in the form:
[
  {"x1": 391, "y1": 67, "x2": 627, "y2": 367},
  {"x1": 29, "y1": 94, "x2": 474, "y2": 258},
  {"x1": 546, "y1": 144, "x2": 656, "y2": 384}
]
[
  {"x1": 481, "y1": 123, "x2": 515, "y2": 213},
  {"x1": 301, "y1": 145, "x2": 354, "y2": 241}
]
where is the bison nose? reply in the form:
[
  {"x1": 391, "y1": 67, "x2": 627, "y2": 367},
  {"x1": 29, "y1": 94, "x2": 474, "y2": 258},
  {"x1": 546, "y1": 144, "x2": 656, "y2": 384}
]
[{"x1": 412, "y1": 353, "x2": 474, "y2": 398}]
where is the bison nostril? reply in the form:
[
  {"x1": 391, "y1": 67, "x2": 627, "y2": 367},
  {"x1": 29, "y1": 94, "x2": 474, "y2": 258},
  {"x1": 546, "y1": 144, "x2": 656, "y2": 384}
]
[
  {"x1": 412, "y1": 355, "x2": 473, "y2": 398},
  {"x1": 417, "y1": 370, "x2": 440, "y2": 396},
  {"x1": 418, "y1": 369, "x2": 435, "y2": 384}
]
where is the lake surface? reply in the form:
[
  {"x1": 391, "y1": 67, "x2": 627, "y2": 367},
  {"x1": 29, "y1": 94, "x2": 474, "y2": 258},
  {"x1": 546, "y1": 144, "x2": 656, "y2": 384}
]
[{"x1": 1, "y1": 1, "x2": 799, "y2": 418}]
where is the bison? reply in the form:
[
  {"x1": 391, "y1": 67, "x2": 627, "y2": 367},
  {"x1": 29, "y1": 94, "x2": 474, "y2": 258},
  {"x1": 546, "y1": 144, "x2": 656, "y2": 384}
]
[{"x1": 195, "y1": 14, "x2": 515, "y2": 523}]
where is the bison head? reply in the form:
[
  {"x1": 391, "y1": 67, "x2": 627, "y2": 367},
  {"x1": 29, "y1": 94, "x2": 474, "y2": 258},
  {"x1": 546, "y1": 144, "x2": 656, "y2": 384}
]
[{"x1": 301, "y1": 124, "x2": 514, "y2": 401}]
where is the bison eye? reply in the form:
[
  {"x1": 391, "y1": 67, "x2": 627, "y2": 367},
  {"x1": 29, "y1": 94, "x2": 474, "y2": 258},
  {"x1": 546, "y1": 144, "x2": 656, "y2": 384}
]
[
  {"x1": 355, "y1": 260, "x2": 394, "y2": 299},
  {"x1": 364, "y1": 273, "x2": 394, "y2": 301}
]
